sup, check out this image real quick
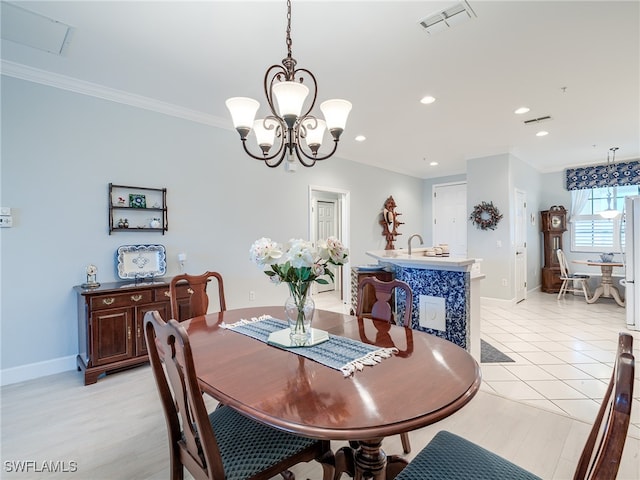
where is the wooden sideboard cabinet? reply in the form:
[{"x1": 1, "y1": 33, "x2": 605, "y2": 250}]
[
  {"x1": 74, "y1": 279, "x2": 190, "y2": 385},
  {"x1": 350, "y1": 267, "x2": 394, "y2": 315}
]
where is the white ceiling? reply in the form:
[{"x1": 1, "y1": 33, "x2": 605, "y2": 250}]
[{"x1": 2, "y1": 0, "x2": 639, "y2": 179}]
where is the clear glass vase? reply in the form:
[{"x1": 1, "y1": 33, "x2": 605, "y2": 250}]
[{"x1": 284, "y1": 281, "x2": 315, "y2": 345}]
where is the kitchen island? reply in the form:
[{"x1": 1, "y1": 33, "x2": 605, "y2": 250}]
[{"x1": 366, "y1": 249, "x2": 484, "y2": 361}]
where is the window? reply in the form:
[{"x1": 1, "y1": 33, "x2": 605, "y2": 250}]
[{"x1": 570, "y1": 185, "x2": 639, "y2": 252}]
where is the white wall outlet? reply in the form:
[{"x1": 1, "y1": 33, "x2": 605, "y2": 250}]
[
  {"x1": 249, "y1": 291, "x2": 256, "y2": 301},
  {"x1": 501, "y1": 278, "x2": 508, "y2": 287}
]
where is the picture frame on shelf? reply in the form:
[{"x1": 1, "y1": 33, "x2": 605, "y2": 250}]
[{"x1": 129, "y1": 194, "x2": 146, "y2": 208}]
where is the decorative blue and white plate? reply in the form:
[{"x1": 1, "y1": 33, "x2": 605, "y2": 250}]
[
  {"x1": 357, "y1": 264, "x2": 384, "y2": 271},
  {"x1": 116, "y1": 244, "x2": 166, "y2": 279}
]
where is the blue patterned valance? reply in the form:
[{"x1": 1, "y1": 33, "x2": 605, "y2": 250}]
[{"x1": 565, "y1": 160, "x2": 640, "y2": 190}]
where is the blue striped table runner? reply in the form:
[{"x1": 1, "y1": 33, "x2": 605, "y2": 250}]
[{"x1": 221, "y1": 315, "x2": 397, "y2": 376}]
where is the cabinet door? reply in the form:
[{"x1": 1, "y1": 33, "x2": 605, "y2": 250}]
[
  {"x1": 135, "y1": 302, "x2": 170, "y2": 356},
  {"x1": 91, "y1": 308, "x2": 133, "y2": 366}
]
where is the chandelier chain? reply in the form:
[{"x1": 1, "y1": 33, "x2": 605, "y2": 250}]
[{"x1": 286, "y1": 0, "x2": 292, "y2": 59}]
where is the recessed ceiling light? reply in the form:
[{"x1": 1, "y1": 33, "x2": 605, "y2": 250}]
[
  {"x1": 536, "y1": 131, "x2": 549, "y2": 137},
  {"x1": 514, "y1": 107, "x2": 530, "y2": 115},
  {"x1": 420, "y1": 96, "x2": 436, "y2": 104},
  {"x1": 430, "y1": 161, "x2": 439, "y2": 166},
  {"x1": 355, "y1": 135, "x2": 366, "y2": 142}
]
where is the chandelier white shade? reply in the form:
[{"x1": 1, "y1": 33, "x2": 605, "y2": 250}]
[{"x1": 225, "y1": 0, "x2": 351, "y2": 168}]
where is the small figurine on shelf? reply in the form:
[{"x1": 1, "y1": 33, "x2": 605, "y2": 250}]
[
  {"x1": 150, "y1": 218, "x2": 161, "y2": 229},
  {"x1": 117, "y1": 218, "x2": 124, "y2": 228},
  {"x1": 123, "y1": 218, "x2": 129, "y2": 228},
  {"x1": 117, "y1": 196, "x2": 126, "y2": 206}
]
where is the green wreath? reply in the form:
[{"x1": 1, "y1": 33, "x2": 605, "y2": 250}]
[{"x1": 470, "y1": 201, "x2": 503, "y2": 230}]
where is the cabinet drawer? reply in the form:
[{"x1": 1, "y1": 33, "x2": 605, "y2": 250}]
[
  {"x1": 90, "y1": 291, "x2": 153, "y2": 310},
  {"x1": 154, "y1": 284, "x2": 190, "y2": 302}
]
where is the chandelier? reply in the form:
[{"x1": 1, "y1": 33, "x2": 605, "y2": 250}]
[
  {"x1": 600, "y1": 147, "x2": 620, "y2": 219},
  {"x1": 225, "y1": 0, "x2": 352, "y2": 170}
]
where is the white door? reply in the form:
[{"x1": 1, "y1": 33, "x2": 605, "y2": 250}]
[
  {"x1": 316, "y1": 200, "x2": 337, "y2": 293},
  {"x1": 515, "y1": 189, "x2": 527, "y2": 303},
  {"x1": 433, "y1": 183, "x2": 467, "y2": 257}
]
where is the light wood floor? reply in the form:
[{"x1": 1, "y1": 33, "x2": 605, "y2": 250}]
[
  {"x1": 2, "y1": 291, "x2": 639, "y2": 479},
  {"x1": 1, "y1": 364, "x2": 638, "y2": 480}
]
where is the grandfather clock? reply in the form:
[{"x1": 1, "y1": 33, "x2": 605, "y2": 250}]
[{"x1": 541, "y1": 206, "x2": 567, "y2": 293}]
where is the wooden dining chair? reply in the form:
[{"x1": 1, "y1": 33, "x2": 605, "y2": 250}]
[
  {"x1": 557, "y1": 249, "x2": 591, "y2": 300},
  {"x1": 143, "y1": 310, "x2": 335, "y2": 480},
  {"x1": 393, "y1": 332, "x2": 635, "y2": 480},
  {"x1": 356, "y1": 276, "x2": 413, "y2": 327},
  {"x1": 356, "y1": 276, "x2": 413, "y2": 453},
  {"x1": 170, "y1": 271, "x2": 226, "y2": 321}
]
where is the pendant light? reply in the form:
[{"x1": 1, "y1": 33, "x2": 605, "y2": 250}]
[
  {"x1": 600, "y1": 147, "x2": 620, "y2": 219},
  {"x1": 226, "y1": 0, "x2": 351, "y2": 169}
]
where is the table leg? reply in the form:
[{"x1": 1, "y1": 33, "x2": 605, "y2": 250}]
[
  {"x1": 586, "y1": 285, "x2": 604, "y2": 304},
  {"x1": 585, "y1": 265, "x2": 625, "y2": 306},
  {"x1": 334, "y1": 439, "x2": 408, "y2": 480},
  {"x1": 609, "y1": 285, "x2": 626, "y2": 307}
]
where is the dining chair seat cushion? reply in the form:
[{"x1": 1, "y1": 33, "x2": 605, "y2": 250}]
[
  {"x1": 395, "y1": 431, "x2": 542, "y2": 480},
  {"x1": 206, "y1": 405, "x2": 320, "y2": 480},
  {"x1": 565, "y1": 273, "x2": 590, "y2": 279}
]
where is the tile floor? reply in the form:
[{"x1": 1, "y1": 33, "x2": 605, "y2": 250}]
[{"x1": 313, "y1": 288, "x2": 640, "y2": 440}]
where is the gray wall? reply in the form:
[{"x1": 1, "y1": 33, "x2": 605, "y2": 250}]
[{"x1": 1, "y1": 77, "x2": 424, "y2": 381}]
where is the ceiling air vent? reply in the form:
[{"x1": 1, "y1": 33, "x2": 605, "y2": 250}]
[
  {"x1": 1, "y1": 2, "x2": 72, "y2": 55},
  {"x1": 418, "y1": 1, "x2": 477, "y2": 36},
  {"x1": 523, "y1": 116, "x2": 552, "y2": 125}
]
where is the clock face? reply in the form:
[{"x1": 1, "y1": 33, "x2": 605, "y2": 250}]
[
  {"x1": 551, "y1": 215, "x2": 562, "y2": 228},
  {"x1": 87, "y1": 264, "x2": 98, "y2": 275}
]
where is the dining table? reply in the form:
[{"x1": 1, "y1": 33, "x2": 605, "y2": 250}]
[
  {"x1": 572, "y1": 260, "x2": 625, "y2": 307},
  {"x1": 183, "y1": 306, "x2": 481, "y2": 480}
]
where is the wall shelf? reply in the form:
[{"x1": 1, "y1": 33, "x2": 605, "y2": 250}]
[{"x1": 108, "y1": 183, "x2": 167, "y2": 234}]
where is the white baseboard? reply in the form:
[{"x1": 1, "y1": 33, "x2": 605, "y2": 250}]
[
  {"x1": 1, "y1": 355, "x2": 76, "y2": 386},
  {"x1": 480, "y1": 296, "x2": 514, "y2": 307}
]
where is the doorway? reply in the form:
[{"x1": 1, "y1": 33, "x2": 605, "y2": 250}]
[
  {"x1": 316, "y1": 200, "x2": 337, "y2": 293},
  {"x1": 433, "y1": 182, "x2": 467, "y2": 256},
  {"x1": 308, "y1": 186, "x2": 351, "y2": 305},
  {"x1": 515, "y1": 189, "x2": 527, "y2": 303}
]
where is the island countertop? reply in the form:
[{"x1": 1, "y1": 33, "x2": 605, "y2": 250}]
[{"x1": 366, "y1": 249, "x2": 478, "y2": 272}]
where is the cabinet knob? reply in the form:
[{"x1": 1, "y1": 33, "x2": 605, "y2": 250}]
[
  {"x1": 187, "y1": 288, "x2": 194, "y2": 295},
  {"x1": 102, "y1": 298, "x2": 115, "y2": 305},
  {"x1": 127, "y1": 326, "x2": 132, "y2": 340},
  {"x1": 131, "y1": 294, "x2": 143, "y2": 302}
]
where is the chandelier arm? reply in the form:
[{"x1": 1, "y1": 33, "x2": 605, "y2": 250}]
[
  {"x1": 264, "y1": 64, "x2": 288, "y2": 116},
  {"x1": 292, "y1": 143, "x2": 316, "y2": 168},
  {"x1": 240, "y1": 134, "x2": 287, "y2": 166},
  {"x1": 264, "y1": 147, "x2": 288, "y2": 168},
  {"x1": 292, "y1": 67, "x2": 318, "y2": 118},
  {"x1": 296, "y1": 138, "x2": 340, "y2": 163}
]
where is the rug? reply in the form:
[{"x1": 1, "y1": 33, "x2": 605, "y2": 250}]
[{"x1": 480, "y1": 339, "x2": 515, "y2": 363}]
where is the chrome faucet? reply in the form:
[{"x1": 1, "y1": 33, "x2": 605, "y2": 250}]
[{"x1": 408, "y1": 234, "x2": 424, "y2": 256}]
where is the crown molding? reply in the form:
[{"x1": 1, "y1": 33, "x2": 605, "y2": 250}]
[{"x1": 1, "y1": 60, "x2": 229, "y2": 129}]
